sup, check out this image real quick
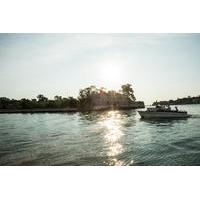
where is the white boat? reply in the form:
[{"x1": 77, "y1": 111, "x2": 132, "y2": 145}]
[{"x1": 138, "y1": 105, "x2": 191, "y2": 119}]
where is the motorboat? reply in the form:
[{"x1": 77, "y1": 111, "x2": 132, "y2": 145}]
[{"x1": 138, "y1": 105, "x2": 191, "y2": 119}]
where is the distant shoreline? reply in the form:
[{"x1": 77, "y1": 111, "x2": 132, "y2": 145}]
[
  {"x1": 0, "y1": 105, "x2": 145, "y2": 114},
  {"x1": 153, "y1": 95, "x2": 200, "y2": 106},
  {"x1": 152, "y1": 103, "x2": 200, "y2": 106},
  {"x1": 1, "y1": 104, "x2": 199, "y2": 114},
  {"x1": 0, "y1": 108, "x2": 78, "y2": 114}
]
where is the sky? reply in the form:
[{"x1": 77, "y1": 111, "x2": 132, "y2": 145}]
[{"x1": 0, "y1": 33, "x2": 200, "y2": 104}]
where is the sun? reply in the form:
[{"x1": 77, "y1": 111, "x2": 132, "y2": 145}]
[{"x1": 100, "y1": 64, "x2": 121, "y2": 84}]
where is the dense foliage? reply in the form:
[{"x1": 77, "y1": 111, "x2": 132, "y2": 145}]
[
  {"x1": 0, "y1": 84, "x2": 136, "y2": 110},
  {"x1": 78, "y1": 84, "x2": 136, "y2": 110},
  {"x1": 0, "y1": 95, "x2": 78, "y2": 109}
]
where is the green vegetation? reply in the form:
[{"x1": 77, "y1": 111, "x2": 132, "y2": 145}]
[
  {"x1": 0, "y1": 83, "x2": 140, "y2": 110},
  {"x1": 77, "y1": 84, "x2": 137, "y2": 110},
  {"x1": 0, "y1": 95, "x2": 78, "y2": 110},
  {"x1": 153, "y1": 95, "x2": 200, "y2": 106},
  {"x1": 78, "y1": 86, "x2": 95, "y2": 110},
  {"x1": 121, "y1": 83, "x2": 136, "y2": 102}
]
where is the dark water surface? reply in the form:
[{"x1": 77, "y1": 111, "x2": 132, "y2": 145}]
[{"x1": 0, "y1": 105, "x2": 200, "y2": 166}]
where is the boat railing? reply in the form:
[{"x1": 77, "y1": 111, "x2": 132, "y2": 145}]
[{"x1": 147, "y1": 107, "x2": 187, "y2": 113}]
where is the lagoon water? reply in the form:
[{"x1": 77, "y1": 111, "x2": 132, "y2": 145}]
[{"x1": 0, "y1": 105, "x2": 200, "y2": 166}]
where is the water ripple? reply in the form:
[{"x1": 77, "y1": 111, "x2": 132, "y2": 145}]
[{"x1": 0, "y1": 105, "x2": 200, "y2": 165}]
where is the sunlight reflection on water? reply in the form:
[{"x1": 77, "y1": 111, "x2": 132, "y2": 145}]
[{"x1": 99, "y1": 111, "x2": 124, "y2": 165}]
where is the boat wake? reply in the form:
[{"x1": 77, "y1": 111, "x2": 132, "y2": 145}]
[{"x1": 190, "y1": 114, "x2": 200, "y2": 118}]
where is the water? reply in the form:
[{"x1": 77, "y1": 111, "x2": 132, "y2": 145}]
[{"x1": 0, "y1": 105, "x2": 200, "y2": 166}]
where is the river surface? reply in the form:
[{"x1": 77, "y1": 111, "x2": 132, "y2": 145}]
[{"x1": 0, "y1": 105, "x2": 200, "y2": 166}]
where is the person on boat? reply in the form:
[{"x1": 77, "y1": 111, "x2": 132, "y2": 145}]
[
  {"x1": 156, "y1": 105, "x2": 162, "y2": 111},
  {"x1": 156, "y1": 105, "x2": 160, "y2": 109},
  {"x1": 175, "y1": 106, "x2": 178, "y2": 112},
  {"x1": 167, "y1": 105, "x2": 171, "y2": 111}
]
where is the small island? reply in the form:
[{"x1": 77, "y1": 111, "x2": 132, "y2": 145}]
[
  {"x1": 0, "y1": 84, "x2": 145, "y2": 113},
  {"x1": 153, "y1": 95, "x2": 200, "y2": 106}
]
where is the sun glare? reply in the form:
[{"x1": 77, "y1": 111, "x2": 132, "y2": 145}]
[{"x1": 100, "y1": 64, "x2": 121, "y2": 85}]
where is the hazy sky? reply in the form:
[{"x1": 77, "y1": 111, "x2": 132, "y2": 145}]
[{"x1": 0, "y1": 33, "x2": 200, "y2": 104}]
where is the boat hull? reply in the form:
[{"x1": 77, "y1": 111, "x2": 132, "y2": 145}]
[{"x1": 138, "y1": 111, "x2": 191, "y2": 119}]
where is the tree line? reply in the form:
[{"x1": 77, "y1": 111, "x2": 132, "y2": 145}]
[
  {"x1": 0, "y1": 95, "x2": 78, "y2": 110},
  {"x1": 0, "y1": 84, "x2": 136, "y2": 110},
  {"x1": 153, "y1": 95, "x2": 200, "y2": 106}
]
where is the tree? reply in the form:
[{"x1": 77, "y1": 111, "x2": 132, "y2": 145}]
[
  {"x1": 90, "y1": 85, "x2": 98, "y2": 94},
  {"x1": 31, "y1": 99, "x2": 38, "y2": 108},
  {"x1": 54, "y1": 96, "x2": 62, "y2": 101},
  {"x1": 54, "y1": 96, "x2": 62, "y2": 108},
  {"x1": 78, "y1": 86, "x2": 94, "y2": 109},
  {"x1": 121, "y1": 84, "x2": 136, "y2": 102},
  {"x1": 0, "y1": 97, "x2": 10, "y2": 109},
  {"x1": 68, "y1": 97, "x2": 78, "y2": 108},
  {"x1": 37, "y1": 94, "x2": 48, "y2": 102},
  {"x1": 20, "y1": 98, "x2": 32, "y2": 109}
]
